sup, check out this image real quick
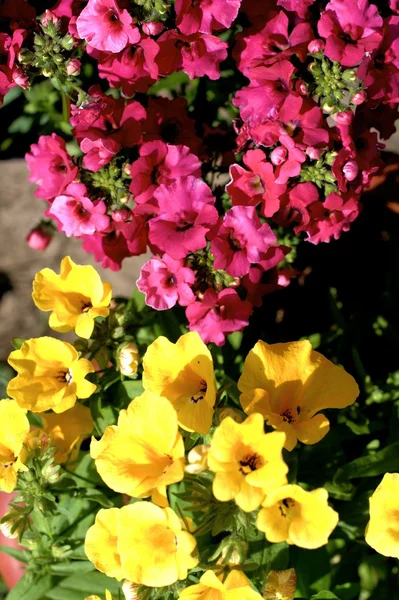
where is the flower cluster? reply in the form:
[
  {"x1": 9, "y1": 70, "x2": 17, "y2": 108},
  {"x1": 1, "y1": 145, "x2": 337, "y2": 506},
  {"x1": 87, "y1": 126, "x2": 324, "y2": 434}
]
[{"x1": 1, "y1": 0, "x2": 394, "y2": 343}]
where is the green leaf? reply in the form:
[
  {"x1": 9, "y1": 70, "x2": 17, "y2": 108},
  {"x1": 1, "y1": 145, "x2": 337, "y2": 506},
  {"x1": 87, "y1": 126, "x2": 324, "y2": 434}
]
[
  {"x1": 50, "y1": 561, "x2": 95, "y2": 575},
  {"x1": 83, "y1": 488, "x2": 114, "y2": 508},
  {"x1": 120, "y1": 379, "x2": 144, "y2": 400},
  {"x1": 6, "y1": 574, "x2": 55, "y2": 600},
  {"x1": 334, "y1": 441, "x2": 399, "y2": 484},
  {"x1": 57, "y1": 571, "x2": 121, "y2": 595},
  {"x1": 11, "y1": 337, "x2": 25, "y2": 350},
  {"x1": 311, "y1": 593, "x2": 340, "y2": 600},
  {"x1": 0, "y1": 86, "x2": 22, "y2": 108},
  {"x1": 0, "y1": 545, "x2": 29, "y2": 563},
  {"x1": 8, "y1": 115, "x2": 34, "y2": 134},
  {"x1": 291, "y1": 547, "x2": 331, "y2": 597}
]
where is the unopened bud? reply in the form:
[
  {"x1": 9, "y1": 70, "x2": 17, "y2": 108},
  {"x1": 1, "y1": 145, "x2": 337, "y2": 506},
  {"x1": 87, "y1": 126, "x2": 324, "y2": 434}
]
[
  {"x1": 42, "y1": 67, "x2": 54, "y2": 78},
  {"x1": 321, "y1": 99, "x2": 335, "y2": 113},
  {"x1": 351, "y1": 90, "x2": 367, "y2": 105},
  {"x1": 41, "y1": 10, "x2": 59, "y2": 26},
  {"x1": 308, "y1": 39, "x2": 325, "y2": 54},
  {"x1": 25, "y1": 429, "x2": 50, "y2": 452},
  {"x1": 270, "y1": 146, "x2": 288, "y2": 166},
  {"x1": 342, "y1": 160, "x2": 359, "y2": 181},
  {"x1": 306, "y1": 146, "x2": 323, "y2": 160},
  {"x1": 332, "y1": 110, "x2": 354, "y2": 125},
  {"x1": 0, "y1": 513, "x2": 22, "y2": 539},
  {"x1": 142, "y1": 21, "x2": 165, "y2": 35},
  {"x1": 42, "y1": 462, "x2": 61, "y2": 483},
  {"x1": 118, "y1": 343, "x2": 139, "y2": 377},
  {"x1": 308, "y1": 62, "x2": 321, "y2": 76},
  {"x1": 325, "y1": 151, "x2": 338, "y2": 166},
  {"x1": 12, "y1": 68, "x2": 29, "y2": 89},
  {"x1": 66, "y1": 58, "x2": 81, "y2": 76},
  {"x1": 61, "y1": 34, "x2": 75, "y2": 51},
  {"x1": 219, "y1": 407, "x2": 244, "y2": 423},
  {"x1": 122, "y1": 581, "x2": 139, "y2": 600},
  {"x1": 296, "y1": 80, "x2": 308, "y2": 95},
  {"x1": 26, "y1": 224, "x2": 53, "y2": 250},
  {"x1": 342, "y1": 69, "x2": 357, "y2": 83},
  {"x1": 112, "y1": 208, "x2": 131, "y2": 223},
  {"x1": 185, "y1": 444, "x2": 210, "y2": 474}
]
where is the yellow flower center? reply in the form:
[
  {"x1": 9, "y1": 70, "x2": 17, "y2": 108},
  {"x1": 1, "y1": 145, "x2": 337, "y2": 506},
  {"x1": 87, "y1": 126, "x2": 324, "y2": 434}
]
[
  {"x1": 239, "y1": 452, "x2": 264, "y2": 475},
  {"x1": 81, "y1": 301, "x2": 93, "y2": 313},
  {"x1": 190, "y1": 379, "x2": 207, "y2": 404},
  {"x1": 57, "y1": 369, "x2": 73, "y2": 384},
  {"x1": 280, "y1": 406, "x2": 301, "y2": 424},
  {"x1": 0, "y1": 444, "x2": 17, "y2": 470},
  {"x1": 278, "y1": 497, "x2": 296, "y2": 517}
]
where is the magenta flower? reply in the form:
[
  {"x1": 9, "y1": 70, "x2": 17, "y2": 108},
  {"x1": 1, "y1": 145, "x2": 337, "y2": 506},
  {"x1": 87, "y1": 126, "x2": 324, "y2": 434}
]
[
  {"x1": 318, "y1": 0, "x2": 383, "y2": 67},
  {"x1": 211, "y1": 206, "x2": 277, "y2": 277},
  {"x1": 129, "y1": 141, "x2": 201, "y2": 204},
  {"x1": 76, "y1": 0, "x2": 140, "y2": 53},
  {"x1": 143, "y1": 97, "x2": 202, "y2": 153},
  {"x1": 25, "y1": 134, "x2": 78, "y2": 202},
  {"x1": 175, "y1": 0, "x2": 241, "y2": 35},
  {"x1": 277, "y1": 0, "x2": 316, "y2": 18},
  {"x1": 80, "y1": 135, "x2": 121, "y2": 172},
  {"x1": 82, "y1": 228, "x2": 131, "y2": 271},
  {"x1": 48, "y1": 182, "x2": 110, "y2": 238},
  {"x1": 137, "y1": 255, "x2": 196, "y2": 310},
  {"x1": 148, "y1": 177, "x2": 218, "y2": 260},
  {"x1": 156, "y1": 30, "x2": 228, "y2": 80},
  {"x1": 186, "y1": 288, "x2": 252, "y2": 346},
  {"x1": 303, "y1": 192, "x2": 360, "y2": 244}
]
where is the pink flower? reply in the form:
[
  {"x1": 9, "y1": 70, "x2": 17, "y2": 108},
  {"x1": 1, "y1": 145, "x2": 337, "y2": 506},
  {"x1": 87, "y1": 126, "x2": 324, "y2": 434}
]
[
  {"x1": 80, "y1": 135, "x2": 121, "y2": 171},
  {"x1": 186, "y1": 288, "x2": 252, "y2": 346},
  {"x1": 129, "y1": 140, "x2": 201, "y2": 204},
  {"x1": 137, "y1": 255, "x2": 196, "y2": 310},
  {"x1": 143, "y1": 97, "x2": 202, "y2": 153},
  {"x1": 156, "y1": 30, "x2": 228, "y2": 80},
  {"x1": 94, "y1": 37, "x2": 160, "y2": 95},
  {"x1": 274, "y1": 135, "x2": 306, "y2": 184},
  {"x1": 76, "y1": 0, "x2": 140, "y2": 53},
  {"x1": 48, "y1": 182, "x2": 110, "y2": 237},
  {"x1": 318, "y1": 0, "x2": 383, "y2": 67},
  {"x1": 149, "y1": 177, "x2": 218, "y2": 259},
  {"x1": 25, "y1": 134, "x2": 78, "y2": 201},
  {"x1": 26, "y1": 224, "x2": 53, "y2": 250},
  {"x1": 280, "y1": 182, "x2": 320, "y2": 230},
  {"x1": 66, "y1": 58, "x2": 81, "y2": 76},
  {"x1": 82, "y1": 228, "x2": 131, "y2": 271},
  {"x1": 277, "y1": 0, "x2": 316, "y2": 18},
  {"x1": 303, "y1": 192, "x2": 360, "y2": 244},
  {"x1": 211, "y1": 206, "x2": 277, "y2": 277},
  {"x1": 175, "y1": 0, "x2": 241, "y2": 35}
]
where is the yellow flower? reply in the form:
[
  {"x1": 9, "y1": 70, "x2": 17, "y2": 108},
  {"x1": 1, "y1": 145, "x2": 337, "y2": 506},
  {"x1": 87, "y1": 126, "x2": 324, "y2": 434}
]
[
  {"x1": 0, "y1": 399, "x2": 30, "y2": 492},
  {"x1": 91, "y1": 392, "x2": 185, "y2": 506},
  {"x1": 41, "y1": 403, "x2": 94, "y2": 463},
  {"x1": 207, "y1": 414, "x2": 288, "y2": 512},
  {"x1": 118, "y1": 343, "x2": 140, "y2": 377},
  {"x1": 365, "y1": 472, "x2": 399, "y2": 558},
  {"x1": 185, "y1": 444, "x2": 210, "y2": 475},
  {"x1": 7, "y1": 337, "x2": 96, "y2": 413},
  {"x1": 32, "y1": 256, "x2": 112, "y2": 339},
  {"x1": 179, "y1": 569, "x2": 263, "y2": 599},
  {"x1": 142, "y1": 331, "x2": 217, "y2": 435},
  {"x1": 257, "y1": 484, "x2": 338, "y2": 549},
  {"x1": 85, "y1": 592, "x2": 113, "y2": 600},
  {"x1": 85, "y1": 502, "x2": 198, "y2": 587},
  {"x1": 238, "y1": 340, "x2": 359, "y2": 451},
  {"x1": 264, "y1": 569, "x2": 296, "y2": 600}
]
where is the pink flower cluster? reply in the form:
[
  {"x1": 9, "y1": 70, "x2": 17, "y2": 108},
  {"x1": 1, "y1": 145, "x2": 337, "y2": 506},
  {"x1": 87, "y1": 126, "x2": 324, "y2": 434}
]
[{"x1": 15, "y1": 0, "x2": 399, "y2": 344}]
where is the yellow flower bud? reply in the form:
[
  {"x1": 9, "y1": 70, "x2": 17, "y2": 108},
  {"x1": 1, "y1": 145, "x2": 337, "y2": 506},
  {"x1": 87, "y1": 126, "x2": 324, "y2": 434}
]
[
  {"x1": 185, "y1": 444, "x2": 210, "y2": 474},
  {"x1": 118, "y1": 343, "x2": 139, "y2": 377}
]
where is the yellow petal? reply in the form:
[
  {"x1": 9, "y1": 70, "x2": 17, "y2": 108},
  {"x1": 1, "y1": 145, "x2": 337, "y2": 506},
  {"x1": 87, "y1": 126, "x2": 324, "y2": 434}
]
[{"x1": 85, "y1": 508, "x2": 125, "y2": 580}]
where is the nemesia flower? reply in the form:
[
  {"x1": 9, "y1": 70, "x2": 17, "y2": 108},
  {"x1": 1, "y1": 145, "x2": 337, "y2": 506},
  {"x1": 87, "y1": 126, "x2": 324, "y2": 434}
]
[
  {"x1": 26, "y1": 224, "x2": 53, "y2": 251},
  {"x1": 257, "y1": 484, "x2": 339, "y2": 549},
  {"x1": 7, "y1": 337, "x2": 96, "y2": 413},
  {"x1": 82, "y1": 227, "x2": 133, "y2": 272},
  {"x1": 365, "y1": 473, "x2": 399, "y2": 558},
  {"x1": 175, "y1": 0, "x2": 242, "y2": 35},
  {"x1": 0, "y1": 399, "x2": 29, "y2": 493},
  {"x1": 179, "y1": 569, "x2": 263, "y2": 599},
  {"x1": 91, "y1": 392, "x2": 185, "y2": 506},
  {"x1": 208, "y1": 413, "x2": 288, "y2": 512},
  {"x1": 143, "y1": 97, "x2": 202, "y2": 153},
  {"x1": 76, "y1": 0, "x2": 140, "y2": 53},
  {"x1": 142, "y1": 331, "x2": 217, "y2": 435},
  {"x1": 302, "y1": 192, "x2": 360, "y2": 244},
  {"x1": 137, "y1": 255, "x2": 195, "y2": 310},
  {"x1": 149, "y1": 177, "x2": 218, "y2": 260},
  {"x1": 41, "y1": 403, "x2": 94, "y2": 463},
  {"x1": 238, "y1": 340, "x2": 359, "y2": 451},
  {"x1": 80, "y1": 135, "x2": 120, "y2": 172},
  {"x1": 186, "y1": 288, "x2": 252, "y2": 346},
  {"x1": 317, "y1": 0, "x2": 383, "y2": 67},
  {"x1": 84, "y1": 503, "x2": 198, "y2": 586},
  {"x1": 264, "y1": 569, "x2": 297, "y2": 600},
  {"x1": 48, "y1": 182, "x2": 110, "y2": 238},
  {"x1": 32, "y1": 256, "x2": 112, "y2": 338},
  {"x1": 211, "y1": 206, "x2": 277, "y2": 277},
  {"x1": 25, "y1": 134, "x2": 78, "y2": 201},
  {"x1": 277, "y1": 0, "x2": 316, "y2": 18}
]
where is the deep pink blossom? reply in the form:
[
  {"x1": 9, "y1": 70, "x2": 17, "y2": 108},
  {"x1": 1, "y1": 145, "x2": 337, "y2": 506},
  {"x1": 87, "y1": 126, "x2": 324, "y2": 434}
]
[
  {"x1": 277, "y1": 0, "x2": 316, "y2": 18},
  {"x1": 280, "y1": 182, "x2": 320, "y2": 230},
  {"x1": 186, "y1": 288, "x2": 252, "y2": 346},
  {"x1": 301, "y1": 192, "x2": 360, "y2": 244},
  {"x1": 318, "y1": 0, "x2": 383, "y2": 67},
  {"x1": 278, "y1": 97, "x2": 329, "y2": 147},
  {"x1": 26, "y1": 224, "x2": 53, "y2": 251},
  {"x1": 76, "y1": 0, "x2": 140, "y2": 53},
  {"x1": 82, "y1": 228, "x2": 131, "y2": 271},
  {"x1": 143, "y1": 97, "x2": 202, "y2": 153},
  {"x1": 48, "y1": 182, "x2": 110, "y2": 238},
  {"x1": 235, "y1": 11, "x2": 313, "y2": 76},
  {"x1": 137, "y1": 255, "x2": 195, "y2": 310},
  {"x1": 211, "y1": 206, "x2": 277, "y2": 277},
  {"x1": 0, "y1": 30, "x2": 28, "y2": 103},
  {"x1": 274, "y1": 136, "x2": 306, "y2": 184},
  {"x1": 175, "y1": 0, "x2": 241, "y2": 35},
  {"x1": 156, "y1": 29, "x2": 228, "y2": 80},
  {"x1": 149, "y1": 177, "x2": 218, "y2": 259},
  {"x1": 80, "y1": 135, "x2": 121, "y2": 171},
  {"x1": 25, "y1": 134, "x2": 78, "y2": 201},
  {"x1": 129, "y1": 141, "x2": 201, "y2": 204}
]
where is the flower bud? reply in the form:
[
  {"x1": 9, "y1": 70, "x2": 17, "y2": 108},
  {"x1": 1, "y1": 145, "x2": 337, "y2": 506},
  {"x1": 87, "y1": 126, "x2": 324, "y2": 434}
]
[
  {"x1": 332, "y1": 110, "x2": 354, "y2": 125},
  {"x1": 12, "y1": 68, "x2": 29, "y2": 89},
  {"x1": 342, "y1": 69, "x2": 357, "y2": 83},
  {"x1": 41, "y1": 462, "x2": 61, "y2": 483},
  {"x1": 185, "y1": 444, "x2": 210, "y2": 474},
  {"x1": 61, "y1": 34, "x2": 75, "y2": 51},
  {"x1": 325, "y1": 151, "x2": 338, "y2": 166},
  {"x1": 321, "y1": 99, "x2": 335, "y2": 114},
  {"x1": 42, "y1": 67, "x2": 54, "y2": 78},
  {"x1": 270, "y1": 146, "x2": 288, "y2": 166},
  {"x1": 296, "y1": 80, "x2": 308, "y2": 95},
  {"x1": 118, "y1": 343, "x2": 139, "y2": 377},
  {"x1": 219, "y1": 407, "x2": 244, "y2": 423},
  {"x1": 26, "y1": 224, "x2": 53, "y2": 250},
  {"x1": 308, "y1": 39, "x2": 325, "y2": 54},
  {"x1": 66, "y1": 58, "x2": 81, "y2": 76},
  {"x1": 342, "y1": 160, "x2": 359, "y2": 181},
  {"x1": 41, "y1": 10, "x2": 59, "y2": 26},
  {"x1": 308, "y1": 62, "x2": 321, "y2": 76},
  {"x1": 0, "y1": 513, "x2": 22, "y2": 539},
  {"x1": 351, "y1": 90, "x2": 367, "y2": 105},
  {"x1": 122, "y1": 581, "x2": 139, "y2": 600},
  {"x1": 142, "y1": 21, "x2": 165, "y2": 35},
  {"x1": 306, "y1": 146, "x2": 324, "y2": 160},
  {"x1": 112, "y1": 208, "x2": 131, "y2": 223}
]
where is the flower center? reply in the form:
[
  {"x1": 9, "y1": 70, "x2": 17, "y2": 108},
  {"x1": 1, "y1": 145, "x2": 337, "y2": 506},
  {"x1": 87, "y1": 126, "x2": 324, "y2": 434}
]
[
  {"x1": 190, "y1": 379, "x2": 207, "y2": 403},
  {"x1": 57, "y1": 369, "x2": 73, "y2": 384},
  {"x1": 239, "y1": 452, "x2": 264, "y2": 475},
  {"x1": 278, "y1": 497, "x2": 296, "y2": 517},
  {"x1": 81, "y1": 301, "x2": 92, "y2": 313},
  {"x1": 108, "y1": 9, "x2": 120, "y2": 22},
  {"x1": 0, "y1": 446, "x2": 17, "y2": 470},
  {"x1": 281, "y1": 406, "x2": 301, "y2": 423}
]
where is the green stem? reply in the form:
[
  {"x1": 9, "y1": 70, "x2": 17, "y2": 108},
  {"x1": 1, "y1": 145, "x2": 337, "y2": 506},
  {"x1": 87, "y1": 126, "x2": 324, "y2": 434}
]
[{"x1": 61, "y1": 90, "x2": 70, "y2": 122}]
